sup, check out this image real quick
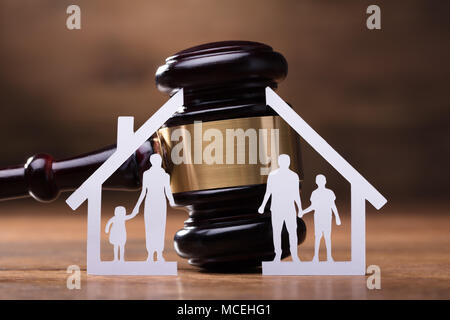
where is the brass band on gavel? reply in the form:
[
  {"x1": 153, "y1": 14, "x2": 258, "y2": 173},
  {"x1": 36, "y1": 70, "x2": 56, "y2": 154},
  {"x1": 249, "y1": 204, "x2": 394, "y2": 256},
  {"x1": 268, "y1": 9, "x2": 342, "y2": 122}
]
[{"x1": 157, "y1": 116, "x2": 302, "y2": 194}]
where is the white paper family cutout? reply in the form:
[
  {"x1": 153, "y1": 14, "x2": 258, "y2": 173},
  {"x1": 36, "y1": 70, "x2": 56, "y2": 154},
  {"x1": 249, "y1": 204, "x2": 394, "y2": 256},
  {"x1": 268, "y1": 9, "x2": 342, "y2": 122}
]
[
  {"x1": 66, "y1": 87, "x2": 386, "y2": 276},
  {"x1": 66, "y1": 90, "x2": 183, "y2": 275},
  {"x1": 259, "y1": 156, "x2": 342, "y2": 274},
  {"x1": 262, "y1": 88, "x2": 387, "y2": 275},
  {"x1": 104, "y1": 154, "x2": 174, "y2": 264},
  {"x1": 259, "y1": 155, "x2": 342, "y2": 265}
]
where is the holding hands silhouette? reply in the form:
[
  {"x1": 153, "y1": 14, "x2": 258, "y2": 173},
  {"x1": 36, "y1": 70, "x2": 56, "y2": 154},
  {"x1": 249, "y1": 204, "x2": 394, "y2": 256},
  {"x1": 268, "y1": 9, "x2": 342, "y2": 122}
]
[{"x1": 300, "y1": 209, "x2": 340, "y2": 225}]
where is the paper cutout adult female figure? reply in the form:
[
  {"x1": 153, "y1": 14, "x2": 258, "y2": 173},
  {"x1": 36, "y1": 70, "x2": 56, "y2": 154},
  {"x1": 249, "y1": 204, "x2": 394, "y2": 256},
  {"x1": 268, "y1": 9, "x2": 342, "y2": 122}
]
[
  {"x1": 300, "y1": 174, "x2": 341, "y2": 262},
  {"x1": 105, "y1": 206, "x2": 137, "y2": 262},
  {"x1": 258, "y1": 154, "x2": 301, "y2": 262},
  {"x1": 132, "y1": 154, "x2": 175, "y2": 262}
]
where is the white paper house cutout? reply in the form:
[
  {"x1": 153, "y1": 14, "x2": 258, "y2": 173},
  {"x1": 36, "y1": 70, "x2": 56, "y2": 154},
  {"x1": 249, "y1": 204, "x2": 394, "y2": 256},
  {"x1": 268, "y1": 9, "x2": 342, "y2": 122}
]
[
  {"x1": 66, "y1": 87, "x2": 386, "y2": 276},
  {"x1": 66, "y1": 90, "x2": 184, "y2": 275},
  {"x1": 263, "y1": 87, "x2": 386, "y2": 275}
]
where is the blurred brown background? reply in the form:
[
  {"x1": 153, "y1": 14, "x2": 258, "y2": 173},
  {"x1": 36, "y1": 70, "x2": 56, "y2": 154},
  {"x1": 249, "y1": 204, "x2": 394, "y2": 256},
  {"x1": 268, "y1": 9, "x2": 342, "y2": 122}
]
[{"x1": 0, "y1": 0, "x2": 449, "y2": 207}]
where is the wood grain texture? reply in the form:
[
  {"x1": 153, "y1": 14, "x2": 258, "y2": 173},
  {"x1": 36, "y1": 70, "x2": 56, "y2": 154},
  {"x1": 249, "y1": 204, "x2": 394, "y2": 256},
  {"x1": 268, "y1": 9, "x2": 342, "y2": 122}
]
[{"x1": 0, "y1": 201, "x2": 448, "y2": 299}]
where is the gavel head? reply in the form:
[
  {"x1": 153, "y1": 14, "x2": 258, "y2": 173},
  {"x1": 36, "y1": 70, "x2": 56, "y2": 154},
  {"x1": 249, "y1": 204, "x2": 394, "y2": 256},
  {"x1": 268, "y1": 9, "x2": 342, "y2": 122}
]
[{"x1": 154, "y1": 41, "x2": 306, "y2": 269}]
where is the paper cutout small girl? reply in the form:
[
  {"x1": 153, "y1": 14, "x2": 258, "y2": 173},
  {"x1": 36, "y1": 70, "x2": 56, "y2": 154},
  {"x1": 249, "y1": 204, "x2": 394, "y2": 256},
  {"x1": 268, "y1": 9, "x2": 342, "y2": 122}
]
[{"x1": 105, "y1": 206, "x2": 137, "y2": 262}]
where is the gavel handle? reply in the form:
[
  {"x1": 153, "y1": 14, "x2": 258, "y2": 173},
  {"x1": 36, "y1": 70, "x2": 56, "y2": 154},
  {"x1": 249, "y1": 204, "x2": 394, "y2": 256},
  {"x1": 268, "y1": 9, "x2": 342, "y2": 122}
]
[{"x1": 0, "y1": 140, "x2": 155, "y2": 202}]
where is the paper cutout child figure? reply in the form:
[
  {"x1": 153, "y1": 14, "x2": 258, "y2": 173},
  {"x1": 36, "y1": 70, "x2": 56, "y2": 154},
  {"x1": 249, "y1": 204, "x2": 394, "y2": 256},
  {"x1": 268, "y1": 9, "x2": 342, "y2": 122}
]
[
  {"x1": 258, "y1": 154, "x2": 301, "y2": 262},
  {"x1": 132, "y1": 154, "x2": 175, "y2": 262},
  {"x1": 300, "y1": 174, "x2": 341, "y2": 262},
  {"x1": 105, "y1": 206, "x2": 137, "y2": 262}
]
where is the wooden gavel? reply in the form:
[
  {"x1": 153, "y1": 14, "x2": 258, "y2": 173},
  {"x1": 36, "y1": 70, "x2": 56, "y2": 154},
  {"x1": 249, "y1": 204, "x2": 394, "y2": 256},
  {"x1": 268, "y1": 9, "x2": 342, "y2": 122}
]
[{"x1": 0, "y1": 41, "x2": 306, "y2": 269}]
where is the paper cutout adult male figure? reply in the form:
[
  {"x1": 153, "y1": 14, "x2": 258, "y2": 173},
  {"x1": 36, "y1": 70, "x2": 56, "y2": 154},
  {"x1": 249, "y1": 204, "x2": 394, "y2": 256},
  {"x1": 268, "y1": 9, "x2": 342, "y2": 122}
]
[
  {"x1": 132, "y1": 154, "x2": 175, "y2": 262},
  {"x1": 300, "y1": 174, "x2": 341, "y2": 262},
  {"x1": 258, "y1": 154, "x2": 301, "y2": 262}
]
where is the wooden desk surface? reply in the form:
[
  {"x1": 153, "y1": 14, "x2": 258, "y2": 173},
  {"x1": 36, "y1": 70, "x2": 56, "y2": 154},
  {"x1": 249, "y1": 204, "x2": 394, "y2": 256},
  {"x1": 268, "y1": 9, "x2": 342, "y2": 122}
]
[{"x1": 0, "y1": 202, "x2": 448, "y2": 299}]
